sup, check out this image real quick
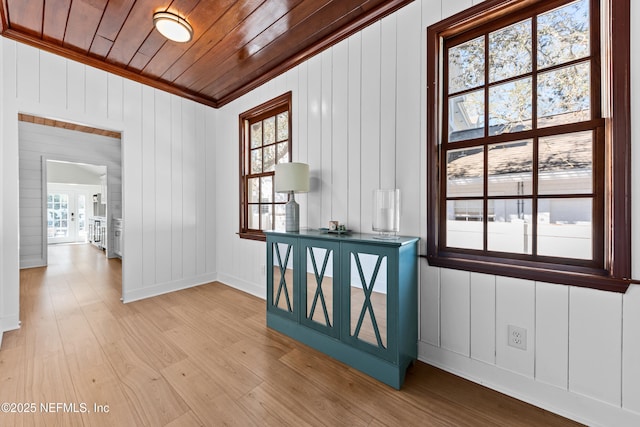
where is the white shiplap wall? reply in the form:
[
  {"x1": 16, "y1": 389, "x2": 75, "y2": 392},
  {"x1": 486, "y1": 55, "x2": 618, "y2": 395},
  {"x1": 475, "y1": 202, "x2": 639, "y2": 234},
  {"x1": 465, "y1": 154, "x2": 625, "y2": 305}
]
[
  {"x1": 214, "y1": 0, "x2": 640, "y2": 425},
  {"x1": 0, "y1": 38, "x2": 218, "y2": 339}
]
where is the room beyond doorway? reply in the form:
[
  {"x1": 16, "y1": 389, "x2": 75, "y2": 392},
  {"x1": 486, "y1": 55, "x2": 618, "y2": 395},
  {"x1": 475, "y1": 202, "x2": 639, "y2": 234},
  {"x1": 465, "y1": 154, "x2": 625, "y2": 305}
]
[{"x1": 18, "y1": 114, "x2": 122, "y2": 272}]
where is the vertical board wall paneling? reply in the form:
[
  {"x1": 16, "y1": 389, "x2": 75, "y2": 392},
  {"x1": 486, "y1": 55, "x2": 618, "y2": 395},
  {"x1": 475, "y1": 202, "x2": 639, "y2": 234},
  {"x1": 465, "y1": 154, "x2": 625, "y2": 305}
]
[
  {"x1": 442, "y1": 0, "x2": 473, "y2": 21},
  {"x1": 1, "y1": 39, "x2": 21, "y2": 330},
  {"x1": 347, "y1": 34, "x2": 362, "y2": 231},
  {"x1": 17, "y1": 44, "x2": 39, "y2": 103},
  {"x1": 141, "y1": 85, "x2": 156, "y2": 287},
  {"x1": 306, "y1": 55, "x2": 322, "y2": 228},
  {"x1": 379, "y1": 14, "x2": 398, "y2": 190},
  {"x1": 204, "y1": 106, "x2": 217, "y2": 274},
  {"x1": 627, "y1": 1, "x2": 640, "y2": 415},
  {"x1": 420, "y1": 261, "x2": 441, "y2": 346},
  {"x1": 395, "y1": 0, "x2": 422, "y2": 237},
  {"x1": 495, "y1": 276, "x2": 535, "y2": 377},
  {"x1": 331, "y1": 40, "x2": 349, "y2": 227},
  {"x1": 622, "y1": 285, "x2": 640, "y2": 413},
  {"x1": 66, "y1": 59, "x2": 85, "y2": 113},
  {"x1": 85, "y1": 66, "x2": 109, "y2": 120},
  {"x1": 292, "y1": 65, "x2": 309, "y2": 228},
  {"x1": 195, "y1": 104, "x2": 207, "y2": 275},
  {"x1": 470, "y1": 272, "x2": 496, "y2": 364},
  {"x1": 182, "y1": 100, "x2": 198, "y2": 278},
  {"x1": 568, "y1": 286, "x2": 622, "y2": 406},
  {"x1": 535, "y1": 281, "x2": 569, "y2": 389},
  {"x1": 39, "y1": 50, "x2": 66, "y2": 110},
  {"x1": 107, "y1": 73, "x2": 124, "y2": 122},
  {"x1": 320, "y1": 49, "x2": 333, "y2": 225},
  {"x1": 360, "y1": 21, "x2": 382, "y2": 233},
  {"x1": 439, "y1": 268, "x2": 470, "y2": 356},
  {"x1": 171, "y1": 96, "x2": 184, "y2": 281},
  {"x1": 154, "y1": 90, "x2": 172, "y2": 283},
  {"x1": 122, "y1": 79, "x2": 144, "y2": 293}
]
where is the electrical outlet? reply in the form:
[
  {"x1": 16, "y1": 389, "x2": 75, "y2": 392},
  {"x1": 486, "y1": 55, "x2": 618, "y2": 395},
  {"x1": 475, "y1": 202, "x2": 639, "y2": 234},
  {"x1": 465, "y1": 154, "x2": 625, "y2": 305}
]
[{"x1": 507, "y1": 325, "x2": 527, "y2": 350}]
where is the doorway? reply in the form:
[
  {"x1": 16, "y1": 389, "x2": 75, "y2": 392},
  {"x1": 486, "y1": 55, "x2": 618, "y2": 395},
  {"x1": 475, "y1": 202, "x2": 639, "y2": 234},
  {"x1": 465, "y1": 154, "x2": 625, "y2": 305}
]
[
  {"x1": 46, "y1": 160, "x2": 107, "y2": 247},
  {"x1": 47, "y1": 190, "x2": 87, "y2": 244}
]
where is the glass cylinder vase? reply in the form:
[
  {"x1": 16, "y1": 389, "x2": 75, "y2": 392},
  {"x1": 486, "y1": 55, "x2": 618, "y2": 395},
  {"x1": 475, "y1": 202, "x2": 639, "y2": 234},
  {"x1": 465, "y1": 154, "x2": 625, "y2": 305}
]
[{"x1": 372, "y1": 189, "x2": 400, "y2": 239}]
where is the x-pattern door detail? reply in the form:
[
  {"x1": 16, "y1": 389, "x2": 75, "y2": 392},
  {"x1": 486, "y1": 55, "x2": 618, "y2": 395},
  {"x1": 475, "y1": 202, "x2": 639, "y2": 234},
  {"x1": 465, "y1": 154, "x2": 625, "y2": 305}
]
[
  {"x1": 308, "y1": 247, "x2": 332, "y2": 327},
  {"x1": 352, "y1": 252, "x2": 385, "y2": 349},
  {"x1": 274, "y1": 243, "x2": 293, "y2": 312}
]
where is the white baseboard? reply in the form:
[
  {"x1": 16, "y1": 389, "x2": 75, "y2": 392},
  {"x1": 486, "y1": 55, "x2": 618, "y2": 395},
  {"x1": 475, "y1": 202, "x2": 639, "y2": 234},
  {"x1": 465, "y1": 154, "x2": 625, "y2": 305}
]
[
  {"x1": 20, "y1": 258, "x2": 46, "y2": 269},
  {"x1": 419, "y1": 341, "x2": 640, "y2": 427},
  {"x1": 122, "y1": 272, "x2": 219, "y2": 303},
  {"x1": 216, "y1": 273, "x2": 265, "y2": 300},
  {"x1": 1, "y1": 314, "x2": 21, "y2": 349}
]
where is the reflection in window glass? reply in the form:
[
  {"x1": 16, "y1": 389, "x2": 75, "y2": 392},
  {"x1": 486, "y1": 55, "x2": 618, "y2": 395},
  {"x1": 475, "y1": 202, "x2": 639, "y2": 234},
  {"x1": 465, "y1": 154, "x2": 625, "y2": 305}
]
[
  {"x1": 489, "y1": 19, "x2": 532, "y2": 83},
  {"x1": 251, "y1": 149, "x2": 262, "y2": 173},
  {"x1": 539, "y1": 131, "x2": 592, "y2": 195},
  {"x1": 277, "y1": 112, "x2": 288, "y2": 142},
  {"x1": 250, "y1": 122, "x2": 262, "y2": 148},
  {"x1": 488, "y1": 199, "x2": 532, "y2": 254},
  {"x1": 448, "y1": 90, "x2": 485, "y2": 142},
  {"x1": 276, "y1": 142, "x2": 289, "y2": 165},
  {"x1": 448, "y1": 36, "x2": 485, "y2": 94},
  {"x1": 263, "y1": 116, "x2": 276, "y2": 145},
  {"x1": 446, "y1": 200, "x2": 483, "y2": 249},
  {"x1": 489, "y1": 77, "x2": 532, "y2": 134},
  {"x1": 537, "y1": 0, "x2": 589, "y2": 70},
  {"x1": 248, "y1": 178, "x2": 260, "y2": 203},
  {"x1": 263, "y1": 145, "x2": 276, "y2": 172},
  {"x1": 447, "y1": 147, "x2": 484, "y2": 197},
  {"x1": 260, "y1": 176, "x2": 273, "y2": 203},
  {"x1": 537, "y1": 62, "x2": 590, "y2": 127},
  {"x1": 488, "y1": 140, "x2": 533, "y2": 196},
  {"x1": 538, "y1": 198, "x2": 591, "y2": 259}
]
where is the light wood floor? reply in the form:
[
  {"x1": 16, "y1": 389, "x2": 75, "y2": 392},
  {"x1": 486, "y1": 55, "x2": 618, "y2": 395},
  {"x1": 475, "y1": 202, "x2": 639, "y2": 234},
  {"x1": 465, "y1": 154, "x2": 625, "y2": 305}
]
[{"x1": 0, "y1": 244, "x2": 581, "y2": 426}]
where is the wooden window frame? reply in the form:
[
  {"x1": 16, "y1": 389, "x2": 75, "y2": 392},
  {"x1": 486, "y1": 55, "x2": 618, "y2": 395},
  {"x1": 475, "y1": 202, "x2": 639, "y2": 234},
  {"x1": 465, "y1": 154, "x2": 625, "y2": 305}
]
[
  {"x1": 426, "y1": 0, "x2": 632, "y2": 292},
  {"x1": 239, "y1": 92, "x2": 293, "y2": 241}
]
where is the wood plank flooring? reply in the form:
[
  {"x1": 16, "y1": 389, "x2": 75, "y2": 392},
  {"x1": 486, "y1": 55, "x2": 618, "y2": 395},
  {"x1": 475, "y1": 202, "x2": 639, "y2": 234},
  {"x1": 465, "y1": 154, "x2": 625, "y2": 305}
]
[{"x1": 0, "y1": 244, "x2": 582, "y2": 426}]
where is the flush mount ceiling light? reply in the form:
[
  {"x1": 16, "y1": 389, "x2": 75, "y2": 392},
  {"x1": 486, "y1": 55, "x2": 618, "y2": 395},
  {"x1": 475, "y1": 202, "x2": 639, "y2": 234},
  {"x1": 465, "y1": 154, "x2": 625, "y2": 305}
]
[{"x1": 153, "y1": 11, "x2": 193, "y2": 43}]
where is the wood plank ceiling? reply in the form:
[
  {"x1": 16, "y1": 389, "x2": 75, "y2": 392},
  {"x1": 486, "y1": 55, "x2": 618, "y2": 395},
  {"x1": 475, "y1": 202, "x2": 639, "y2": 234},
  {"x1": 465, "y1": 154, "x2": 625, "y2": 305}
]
[{"x1": 0, "y1": 0, "x2": 413, "y2": 108}]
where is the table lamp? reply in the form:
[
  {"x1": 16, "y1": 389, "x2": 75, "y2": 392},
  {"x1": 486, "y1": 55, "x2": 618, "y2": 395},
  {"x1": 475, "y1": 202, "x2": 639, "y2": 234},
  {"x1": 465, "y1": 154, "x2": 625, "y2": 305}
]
[{"x1": 275, "y1": 162, "x2": 309, "y2": 232}]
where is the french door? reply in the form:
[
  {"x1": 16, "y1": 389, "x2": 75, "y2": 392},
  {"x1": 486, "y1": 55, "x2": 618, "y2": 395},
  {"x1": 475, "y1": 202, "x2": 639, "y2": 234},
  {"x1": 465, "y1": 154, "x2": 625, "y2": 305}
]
[{"x1": 47, "y1": 191, "x2": 87, "y2": 244}]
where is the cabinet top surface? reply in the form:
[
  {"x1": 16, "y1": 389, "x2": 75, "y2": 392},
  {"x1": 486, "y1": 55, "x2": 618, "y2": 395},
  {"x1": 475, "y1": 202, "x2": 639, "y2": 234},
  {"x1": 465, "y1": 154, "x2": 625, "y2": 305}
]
[{"x1": 264, "y1": 229, "x2": 419, "y2": 246}]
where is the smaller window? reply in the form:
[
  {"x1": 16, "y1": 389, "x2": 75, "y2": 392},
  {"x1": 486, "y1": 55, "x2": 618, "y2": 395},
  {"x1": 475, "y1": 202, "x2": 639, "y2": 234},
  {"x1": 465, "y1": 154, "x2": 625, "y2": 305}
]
[{"x1": 239, "y1": 92, "x2": 292, "y2": 241}]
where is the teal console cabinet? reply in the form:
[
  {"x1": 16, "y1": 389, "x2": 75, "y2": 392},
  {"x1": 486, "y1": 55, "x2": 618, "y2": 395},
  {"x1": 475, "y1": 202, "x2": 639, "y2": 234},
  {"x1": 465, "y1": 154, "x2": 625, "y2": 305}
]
[{"x1": 265, "y1": 230, "x2": 419, "y2": 389}]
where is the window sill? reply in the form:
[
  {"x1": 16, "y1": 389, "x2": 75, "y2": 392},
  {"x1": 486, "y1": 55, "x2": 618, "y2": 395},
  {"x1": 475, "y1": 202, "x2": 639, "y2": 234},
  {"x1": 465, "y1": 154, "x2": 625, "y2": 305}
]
[
  {"x1": 424, "y1": 253, "x2": 632, "y2": 293},
  {"x1": 238, "y1": 232, "x2": 266, "y2": 242}
]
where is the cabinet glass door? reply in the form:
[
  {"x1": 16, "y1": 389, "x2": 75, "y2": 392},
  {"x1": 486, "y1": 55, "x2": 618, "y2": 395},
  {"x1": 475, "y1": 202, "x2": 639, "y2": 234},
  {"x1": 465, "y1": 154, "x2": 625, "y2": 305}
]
[
  {"x1": 301, "y1": 240, "x2": 339, "y2": 337},
  {"x1": 342, "y1": 243, "x2": 397, "y2": 362},
  {"x1": 268, "y1": 239, "x2": 296, "y2": 318}
]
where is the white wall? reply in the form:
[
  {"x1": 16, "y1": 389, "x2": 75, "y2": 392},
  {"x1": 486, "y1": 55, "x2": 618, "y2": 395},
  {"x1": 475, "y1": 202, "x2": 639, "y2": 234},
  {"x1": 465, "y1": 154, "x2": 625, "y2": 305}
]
[
  {"x1": 214, "y1": 0, "x2": 640, "y2": 425},
  {"x1": 0, "y1": 39, "x2": 218, "y2": 340}
]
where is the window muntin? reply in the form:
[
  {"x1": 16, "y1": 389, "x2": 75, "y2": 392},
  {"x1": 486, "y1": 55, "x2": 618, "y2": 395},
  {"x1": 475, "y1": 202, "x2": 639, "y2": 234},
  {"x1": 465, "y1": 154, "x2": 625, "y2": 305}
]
[
  {"x1": 239, "y1": 92, "x2": 292, "y2": 240},
  {"x1": 439, "y1": 0, "x2": 601, "y2": 267}
]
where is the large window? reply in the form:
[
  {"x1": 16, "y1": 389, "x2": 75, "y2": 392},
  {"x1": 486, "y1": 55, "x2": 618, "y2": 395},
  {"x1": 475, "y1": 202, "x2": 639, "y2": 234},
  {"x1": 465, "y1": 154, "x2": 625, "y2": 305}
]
[
  {"x1": 239, "y1": 92, "x2": 292, "y2": 241},
  {"x1": 427, "y1": 0, "x2": 632, "y2": 292}
]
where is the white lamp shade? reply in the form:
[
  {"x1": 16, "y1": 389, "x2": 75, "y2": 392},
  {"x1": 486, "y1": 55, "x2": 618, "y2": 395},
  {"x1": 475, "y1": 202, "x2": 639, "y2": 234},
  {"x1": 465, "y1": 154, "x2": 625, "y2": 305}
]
[{"x1": 275, "y1": 162, "x2": 309, "y2": 193}]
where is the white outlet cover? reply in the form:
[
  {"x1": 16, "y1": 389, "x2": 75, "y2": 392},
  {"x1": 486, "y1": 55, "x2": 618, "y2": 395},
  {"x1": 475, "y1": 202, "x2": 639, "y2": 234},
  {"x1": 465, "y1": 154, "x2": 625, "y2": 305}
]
[{"x1": 507, "y1": 324, "x2": 527, "y2": 350}]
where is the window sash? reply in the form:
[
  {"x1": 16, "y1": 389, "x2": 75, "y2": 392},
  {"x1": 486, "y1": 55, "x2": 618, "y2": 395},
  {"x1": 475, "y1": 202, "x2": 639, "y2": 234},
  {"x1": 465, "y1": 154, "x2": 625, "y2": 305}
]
[
  {"x1": 426, "y1": 0, "x2": 632, "y2": 292},
  {"x1": 239, "y1": 92, "x2": 292, "y2": 240}
]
